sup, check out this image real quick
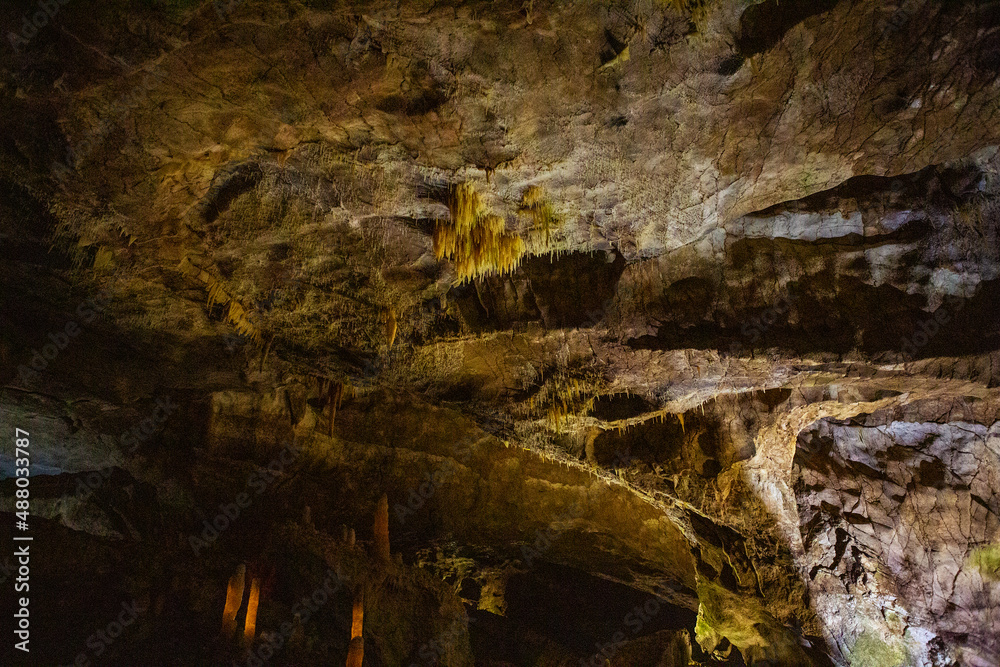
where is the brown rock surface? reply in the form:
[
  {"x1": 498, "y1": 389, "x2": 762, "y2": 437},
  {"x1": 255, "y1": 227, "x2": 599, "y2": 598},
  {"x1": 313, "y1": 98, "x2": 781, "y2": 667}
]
[{"x1": 2, "y1": 0, "x2": 1000, "y2": 664}]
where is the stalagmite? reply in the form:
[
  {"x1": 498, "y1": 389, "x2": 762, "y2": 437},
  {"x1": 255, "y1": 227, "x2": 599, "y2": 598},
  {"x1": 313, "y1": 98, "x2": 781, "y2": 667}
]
[
  {"x1": 222, "y1": 564, "x2": 246, "y2": 639},
  {"x1": 328, "y1": 381, "x2": 343, "y2": 437},
  {"x1": 346, "y1": 590, "x2": 365, "y2": 666},
  {"x1": 351, "y1": 590, "x2": 364, "y2": 639},
  {"x1": 385, "y1": 309, "x2": 397, "y2": 348},
  {"x1": 374, "y1": 493, "x2": 390, "y2": 564},
  {"x1": 346, "y1": 637, "x2": 364, "y2": 667},
  {"x1": 243, "y1": 578, "x2": 260, "y2": 644}
]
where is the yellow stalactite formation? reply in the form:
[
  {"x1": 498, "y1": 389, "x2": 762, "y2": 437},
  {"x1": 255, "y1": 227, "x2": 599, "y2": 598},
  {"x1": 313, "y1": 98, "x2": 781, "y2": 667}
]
[
  {"x1": 243, "y1": 578, "x2": 260, "y2": 644},
  {"x1": 93, "y1": 246, "x2": 114, "y2": 271},
  {"x1": 178, "y1": 255, "x2": 261, "y2": 345},
  {"x1": 528, "y1": 376, "x2": 594, "y2": 431},
  {"x1": 434, "y1": 182, "x2": 525, "y2": 283},
  {"x1": 664, "y1": 0, "x2": 710, "y2": 26},
  {"x1": 374, "y1": 493, "x2": 390, "y2": 564},
  {"x1": 222, "y1": 564, "x2": 246, "y2": 639},
  {"x1": 518, "y1": 185, "x2": 559, "y2": 250}
]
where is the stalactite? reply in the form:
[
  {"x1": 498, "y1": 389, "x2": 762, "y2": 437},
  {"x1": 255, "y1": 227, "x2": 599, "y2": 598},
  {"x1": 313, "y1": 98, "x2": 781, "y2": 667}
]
[
  {"x1": 177, "y1": 256, "x2": 261, "y2": 345},
  {"x1": 519, "y1": 185, "x2": 559, "y2": 249},
  {"x1": 433, "y1": 182, "x2": 525, "y2": 283},
  {"x1": 314, "y1": 377, "x2": 328, "y2": 435},
  {"x1": 222, "y1": 564, "x2": 246, "y2": 639}
]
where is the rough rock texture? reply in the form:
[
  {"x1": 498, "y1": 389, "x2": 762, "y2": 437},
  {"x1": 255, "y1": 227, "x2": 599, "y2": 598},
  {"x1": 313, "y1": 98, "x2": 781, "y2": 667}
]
[
  {"x1": 2, "y1": 0, "x2": 1000, "y2": 665},
  {"x1": 797, "y1": 415, "x2": 1000, "y2": 667}
]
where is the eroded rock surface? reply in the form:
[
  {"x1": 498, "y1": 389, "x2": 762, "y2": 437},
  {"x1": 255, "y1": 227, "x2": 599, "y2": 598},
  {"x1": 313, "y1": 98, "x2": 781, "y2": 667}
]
[{"x1": 2, "y1": 0, "x2": 1000, "y2": 664}]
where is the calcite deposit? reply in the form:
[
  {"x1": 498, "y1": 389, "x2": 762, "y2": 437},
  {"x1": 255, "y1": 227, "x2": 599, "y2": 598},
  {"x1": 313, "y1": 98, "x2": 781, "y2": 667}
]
[{"x1": 1, "y1": 0, "x2": 999, "y2": 664}]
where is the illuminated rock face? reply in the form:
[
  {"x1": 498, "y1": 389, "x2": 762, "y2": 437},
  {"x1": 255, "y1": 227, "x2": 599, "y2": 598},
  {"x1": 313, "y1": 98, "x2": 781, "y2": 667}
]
[
  {"x1": 1, "y1": 0, "x2": 1000, "y2": 665},
  {"x1": 794, "y1": 419, "x2": 1000, "y2": 667}
]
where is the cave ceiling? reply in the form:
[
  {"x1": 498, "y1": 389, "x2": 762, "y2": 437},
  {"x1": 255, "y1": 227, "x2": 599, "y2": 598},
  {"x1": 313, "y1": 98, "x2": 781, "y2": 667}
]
[{"x1": 2, "y1": 0, "x2": 1000, "y2": 665}]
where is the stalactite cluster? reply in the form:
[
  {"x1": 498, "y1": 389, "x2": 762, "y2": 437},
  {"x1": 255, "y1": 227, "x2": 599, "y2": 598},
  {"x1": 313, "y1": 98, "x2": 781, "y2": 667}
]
[{"x1": 433, "y1": 182, "x2": 525, "y2": 283}]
